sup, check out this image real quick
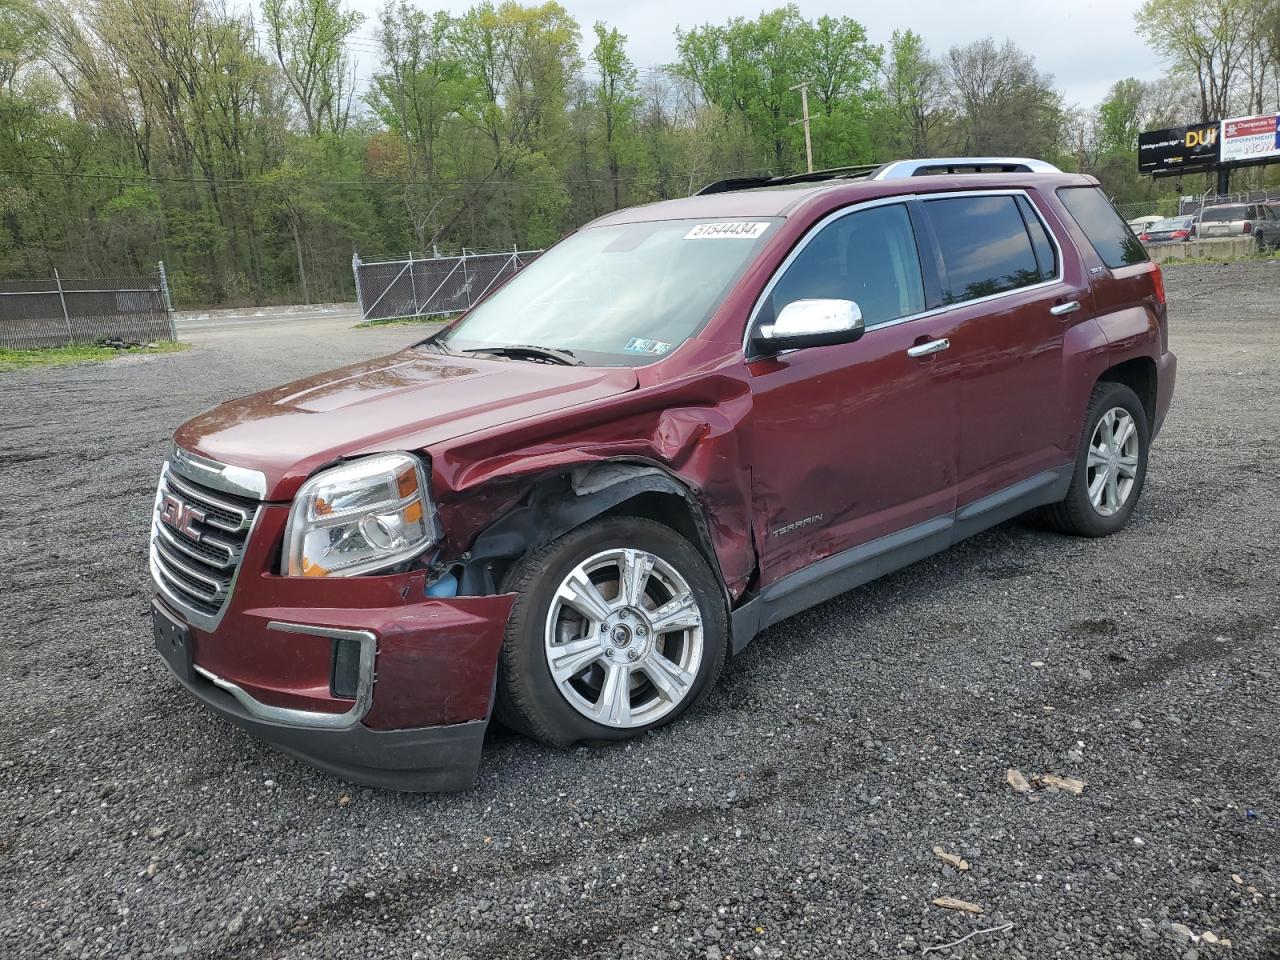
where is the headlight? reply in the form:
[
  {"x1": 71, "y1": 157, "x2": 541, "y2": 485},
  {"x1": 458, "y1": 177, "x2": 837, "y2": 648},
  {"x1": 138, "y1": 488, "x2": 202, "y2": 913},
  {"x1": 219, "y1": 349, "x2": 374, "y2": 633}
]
[{"x1": 283, "y1": 453, "x2": 437, "y2": 577}]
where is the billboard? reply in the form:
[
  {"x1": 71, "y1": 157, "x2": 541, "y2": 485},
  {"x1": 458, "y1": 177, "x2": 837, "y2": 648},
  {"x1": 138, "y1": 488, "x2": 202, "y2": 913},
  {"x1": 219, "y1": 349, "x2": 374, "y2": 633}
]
[
  {"x1": 1220, "y1": 113, "x2": 1280, "y2": 163},
  {"x1": 1138, "y1": 122, "x2": 1221, "y2": 174}
]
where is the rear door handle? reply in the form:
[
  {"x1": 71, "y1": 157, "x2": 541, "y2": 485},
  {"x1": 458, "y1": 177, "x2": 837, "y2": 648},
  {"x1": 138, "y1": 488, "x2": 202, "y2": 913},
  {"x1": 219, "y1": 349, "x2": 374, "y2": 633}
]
[
  {"x1": 906, "y1": 338, "x2": 950, "y2": 358},
  {"x1": 1050, "y1": 300, "x2": 1081, "y2": 317}
]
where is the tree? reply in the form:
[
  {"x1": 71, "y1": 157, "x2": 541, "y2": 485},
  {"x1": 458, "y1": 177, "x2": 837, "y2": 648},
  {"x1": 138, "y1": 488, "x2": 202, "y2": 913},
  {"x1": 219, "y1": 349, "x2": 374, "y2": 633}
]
[
  {"x1": 1136, "y1": 0, "x2": 1251, "y2": 121},
  {"x1": 674, "y1": 6, "x2": 808, "y2": 170},
  {"x1": 1096, "y1": 78, "x2": 1148, "y2": 153},
  {"x1": 882, "y1": 30, "x2": 947, "y2": 157},
  {"x1": 450, "y1": 2, "x2": 580, "y2": 244},
  {"x1": 793, "y1": 15, "x2": 881, "y2": 166},
  {"x1": 262, "y1": 0, "x2": 364, "y2": 136},
  {"x1": 946, "y1": 38, "x2": 1064, "y2": 159},
  {"x1": 590, "y1": 22, "x2": 638, "y2": 209},
  {"x1": 0, "y1": 0, "x2": 42, "y2": 92},
  {"x1": 367, "y1": 2, "x2": 472, "y2": 248}
]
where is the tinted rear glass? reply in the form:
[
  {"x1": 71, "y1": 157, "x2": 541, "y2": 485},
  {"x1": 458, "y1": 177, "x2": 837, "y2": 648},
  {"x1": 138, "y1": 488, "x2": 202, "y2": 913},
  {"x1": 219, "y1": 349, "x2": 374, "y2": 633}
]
[
  {"x1": 1057, "y1": 186, "x2": 1147, "y2": 268},
  {"x1": 1199, "y1": 205, "x2": 1247, "y2": 223},
  {"x1": 925, "y1": 195, "x2": 1042, "y2": 303}
]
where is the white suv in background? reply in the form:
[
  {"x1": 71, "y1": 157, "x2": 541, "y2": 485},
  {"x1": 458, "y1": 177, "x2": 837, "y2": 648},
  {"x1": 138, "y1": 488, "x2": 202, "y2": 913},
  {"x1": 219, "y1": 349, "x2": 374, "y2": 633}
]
[{"x1": 1196, "y1": 203, "x2": 1278, "y2": 249}]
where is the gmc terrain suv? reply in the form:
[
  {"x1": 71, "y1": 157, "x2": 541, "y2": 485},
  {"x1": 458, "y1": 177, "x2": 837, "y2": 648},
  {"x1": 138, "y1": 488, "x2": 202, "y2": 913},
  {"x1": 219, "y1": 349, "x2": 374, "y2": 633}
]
[{"x1": 151, "y1": 157, "x2": 1176, "y2": 791}]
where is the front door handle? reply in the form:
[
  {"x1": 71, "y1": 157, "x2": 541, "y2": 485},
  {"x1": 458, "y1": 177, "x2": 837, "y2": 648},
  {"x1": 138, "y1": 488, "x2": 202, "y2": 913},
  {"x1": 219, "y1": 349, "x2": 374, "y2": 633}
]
[
  {"x1": 1050, "y1": 300, "x2": 1081, "y2": 317},
  {"x1": 906, "y1": 338, "x2": 950, "y2": 358}
]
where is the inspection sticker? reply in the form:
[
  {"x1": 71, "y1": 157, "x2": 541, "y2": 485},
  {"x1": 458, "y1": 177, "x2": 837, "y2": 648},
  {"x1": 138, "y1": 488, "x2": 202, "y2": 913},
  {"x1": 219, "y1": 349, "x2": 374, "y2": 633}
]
[
  {"x1": 683, "y1": 221, "x2": 770, "y2": 240},
  {"x1": 624, "y1": 337, "x2": 673, "y2": 355}
]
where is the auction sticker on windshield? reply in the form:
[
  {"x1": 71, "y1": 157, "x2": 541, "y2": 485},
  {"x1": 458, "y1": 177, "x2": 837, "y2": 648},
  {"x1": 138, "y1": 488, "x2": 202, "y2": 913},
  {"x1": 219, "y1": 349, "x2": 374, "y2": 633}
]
[{"x1": 684, "y1": 222, "x2": 770, "y2": 240}]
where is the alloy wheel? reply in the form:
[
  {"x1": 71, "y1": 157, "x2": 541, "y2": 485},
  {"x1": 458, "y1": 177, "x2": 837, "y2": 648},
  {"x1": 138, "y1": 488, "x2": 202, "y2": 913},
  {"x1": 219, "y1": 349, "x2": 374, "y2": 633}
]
[
  {"x1": 543, "y1": 548, "x2": 704, "y2": 728},
  {"x1": 1086, "y1": 406, "x2": 1140, "y2": 517}
]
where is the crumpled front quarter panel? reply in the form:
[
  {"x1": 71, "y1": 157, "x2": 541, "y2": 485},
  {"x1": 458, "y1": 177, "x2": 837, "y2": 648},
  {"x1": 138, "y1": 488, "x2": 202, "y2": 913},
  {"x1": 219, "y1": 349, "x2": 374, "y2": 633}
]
[{"x1": 428, "y1": 358, "x2": 760, "y2": 598}]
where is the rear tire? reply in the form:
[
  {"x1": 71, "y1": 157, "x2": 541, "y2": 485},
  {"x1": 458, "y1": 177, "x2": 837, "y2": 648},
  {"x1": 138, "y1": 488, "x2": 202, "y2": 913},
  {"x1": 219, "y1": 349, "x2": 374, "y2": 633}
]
[
  {"x1": 494, "y1": 517, "x2": 728, "y2": 746},
  {"x1": 1036, "y1": 381, "x2": 1150, "y2": 537}
]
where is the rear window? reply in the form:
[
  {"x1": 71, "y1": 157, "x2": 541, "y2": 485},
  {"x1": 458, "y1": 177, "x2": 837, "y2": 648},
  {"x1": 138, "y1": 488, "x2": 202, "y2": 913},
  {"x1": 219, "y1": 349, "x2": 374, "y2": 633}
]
[
  {"x1": 1057, "y1": 186, "x2": 1147, "y2": 269},
  {"x1": 924, "y1": 195, "x2": 1043, "y2": 304},
  {"x1": 1200, "y1": 205, "x2": 1247, "y2": 223}
]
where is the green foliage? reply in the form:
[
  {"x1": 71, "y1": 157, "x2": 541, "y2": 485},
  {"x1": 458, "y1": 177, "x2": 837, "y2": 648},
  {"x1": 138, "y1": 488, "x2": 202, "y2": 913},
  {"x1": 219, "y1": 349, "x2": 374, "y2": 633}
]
[
  {"x1": 946, "y1": 39, "x2": 1064, "y2": 160},
  {"x1": 0, "y1": 340, "x2": 186, "y2": 374},
  {"x1": 7, "y1": 0, "x2": 1208, "y2": 308},
  {"x1": 263, "y1": 0, "x2": 365, "y2": 135},
  {"x1": 1096, "y1": 79, "x2": 1147, "y2": 154}
]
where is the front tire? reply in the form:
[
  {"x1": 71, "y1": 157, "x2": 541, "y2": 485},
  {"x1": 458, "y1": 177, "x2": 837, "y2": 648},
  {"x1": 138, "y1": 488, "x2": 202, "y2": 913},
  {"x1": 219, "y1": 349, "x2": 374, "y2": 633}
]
[
  {"x1": 494, "y1": 517, "x2": 728, "y2": 746},
  {"x1": 1037, "y1": 381, "x2": 1150, "y2": 537}
]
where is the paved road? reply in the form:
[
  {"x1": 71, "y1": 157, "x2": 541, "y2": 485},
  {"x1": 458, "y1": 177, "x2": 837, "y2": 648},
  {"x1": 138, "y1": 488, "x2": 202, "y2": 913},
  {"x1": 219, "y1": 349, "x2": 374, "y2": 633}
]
[
  {"x1": 174, "y1": 303, "x2": 362, "y2": 334},
  {"x1": 1, "y1": 263, "x2": 1277, "y2": 959}
]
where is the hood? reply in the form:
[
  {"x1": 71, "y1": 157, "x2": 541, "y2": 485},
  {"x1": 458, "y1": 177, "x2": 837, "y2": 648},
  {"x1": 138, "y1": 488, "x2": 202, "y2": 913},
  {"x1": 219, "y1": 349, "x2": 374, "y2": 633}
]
[{"x1": 174, "y1": 349, "x2": 639, "y2": 499}]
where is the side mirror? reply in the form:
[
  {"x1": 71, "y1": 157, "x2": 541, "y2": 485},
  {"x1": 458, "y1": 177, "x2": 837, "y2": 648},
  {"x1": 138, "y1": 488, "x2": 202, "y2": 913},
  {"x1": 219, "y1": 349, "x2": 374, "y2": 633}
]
[{"x1": 752, "y1": 298, "x2": 865, "y2": 354}]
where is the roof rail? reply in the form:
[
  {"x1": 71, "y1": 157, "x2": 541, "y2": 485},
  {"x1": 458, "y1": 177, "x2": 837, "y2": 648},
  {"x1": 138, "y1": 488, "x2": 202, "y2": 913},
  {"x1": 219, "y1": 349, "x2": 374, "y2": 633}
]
[
  {"x1": 870, "y1": 157, "x2": 1061, "y2": 180},
  {"x1": 694, "y1": 158, "x2": 1061, "y2": 196},
  {"x1": 695, "y1": 164, "x2": 880, "y2": 196}
]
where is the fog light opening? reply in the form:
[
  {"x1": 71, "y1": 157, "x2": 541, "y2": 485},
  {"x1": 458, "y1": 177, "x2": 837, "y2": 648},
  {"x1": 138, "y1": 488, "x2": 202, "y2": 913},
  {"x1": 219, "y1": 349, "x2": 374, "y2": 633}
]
[{"x1": 331, "y1": 637, "x2": 362, "y2": 699}]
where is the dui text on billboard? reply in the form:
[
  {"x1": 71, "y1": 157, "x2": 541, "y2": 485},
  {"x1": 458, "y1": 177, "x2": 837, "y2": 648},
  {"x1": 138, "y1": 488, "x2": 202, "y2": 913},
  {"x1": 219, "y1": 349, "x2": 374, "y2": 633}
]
[{"x1": 1137, "y1": 122, "x2": 1220, "y2": 173}]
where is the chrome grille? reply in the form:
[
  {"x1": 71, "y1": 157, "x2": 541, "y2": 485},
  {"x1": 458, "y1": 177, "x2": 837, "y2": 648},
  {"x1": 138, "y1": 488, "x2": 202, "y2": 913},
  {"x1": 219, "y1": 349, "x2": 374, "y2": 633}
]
[{"x1": 150, "y1": 462, "x2": 259, "y2": 628}]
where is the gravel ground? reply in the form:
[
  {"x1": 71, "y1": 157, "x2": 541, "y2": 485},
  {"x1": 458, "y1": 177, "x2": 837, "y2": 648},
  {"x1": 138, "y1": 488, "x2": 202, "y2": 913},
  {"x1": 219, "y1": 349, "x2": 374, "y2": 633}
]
[{"x1": 2, "y1": 265, "x2": 1278, "y2": 960}]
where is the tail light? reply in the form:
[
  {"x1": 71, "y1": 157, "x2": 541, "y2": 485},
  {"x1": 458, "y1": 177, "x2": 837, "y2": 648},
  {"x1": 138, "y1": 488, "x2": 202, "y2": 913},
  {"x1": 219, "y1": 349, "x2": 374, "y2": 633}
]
[
  {"x1": 1150, "y1": 263, "x2": 1166, "y2": 306},
  {"x1": 1243, "y1": 221, "x2": 1252, "y2": 234},
  {"x1": 1138, "y1": 233, "x2": 1150, "y2": 242},
  {"x1": 1172, "y1": 230, "x2": 1189, "y2": 239}
]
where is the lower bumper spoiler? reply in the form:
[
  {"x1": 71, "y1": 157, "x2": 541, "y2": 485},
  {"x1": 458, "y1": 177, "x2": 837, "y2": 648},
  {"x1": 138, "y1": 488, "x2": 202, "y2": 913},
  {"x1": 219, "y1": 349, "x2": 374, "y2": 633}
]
[{"x1": 166, "y1": 652, "x2": 487, "y2": 792}]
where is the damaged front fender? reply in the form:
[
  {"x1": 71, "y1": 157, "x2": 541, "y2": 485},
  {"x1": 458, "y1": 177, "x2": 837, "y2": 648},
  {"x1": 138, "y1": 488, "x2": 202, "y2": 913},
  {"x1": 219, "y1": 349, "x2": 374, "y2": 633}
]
[{"x1": 424, "y1": 368, "x2": 760, "y2": 603}]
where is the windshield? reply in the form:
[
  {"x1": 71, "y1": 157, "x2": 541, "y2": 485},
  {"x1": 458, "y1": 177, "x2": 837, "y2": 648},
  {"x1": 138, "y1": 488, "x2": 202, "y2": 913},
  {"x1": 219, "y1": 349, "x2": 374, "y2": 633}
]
[
  {"x1": 436, "y1": 217, "x2": 780, "y2": 366},
  {"x1": 1150, "y1": 219, "x2": 1190, "y2": 231},
  {"x1": 1200, "y1": 206, "x2": 1246, "y2": 222}
]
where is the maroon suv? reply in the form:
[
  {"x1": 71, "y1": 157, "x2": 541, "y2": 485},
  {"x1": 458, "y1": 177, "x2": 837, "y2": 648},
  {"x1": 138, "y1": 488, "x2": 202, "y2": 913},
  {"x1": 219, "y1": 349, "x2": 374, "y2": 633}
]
[{"x1": 151, "y1": 157, "x2": 1176, "y2": 790}]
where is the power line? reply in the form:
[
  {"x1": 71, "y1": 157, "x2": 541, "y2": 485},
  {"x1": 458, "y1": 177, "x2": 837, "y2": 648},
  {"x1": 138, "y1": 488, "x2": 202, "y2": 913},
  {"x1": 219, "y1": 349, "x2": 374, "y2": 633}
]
[{"x1": 0, "y1": 166, "x2": 773, "y2": 189}]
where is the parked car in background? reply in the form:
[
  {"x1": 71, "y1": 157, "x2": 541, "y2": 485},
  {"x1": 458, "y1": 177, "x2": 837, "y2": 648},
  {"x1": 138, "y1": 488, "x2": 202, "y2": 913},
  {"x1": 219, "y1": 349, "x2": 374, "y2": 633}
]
[
  {"x1": 1196, "y1": 203, "x2": 1277, "y2": 248},
  {"x1": 151, "y1": 157, "x2": 1176, "y2": 791},
  {"x1": 1138, "y1": 216, "x2": 1196, "y2": 243},
  {"x1": 1127, "y1": 214, "x2": 1163, "y2": 235}
]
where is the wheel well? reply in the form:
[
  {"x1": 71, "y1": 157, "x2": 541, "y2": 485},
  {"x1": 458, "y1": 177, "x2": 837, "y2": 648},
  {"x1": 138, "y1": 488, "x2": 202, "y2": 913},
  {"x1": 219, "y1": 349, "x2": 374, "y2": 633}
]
[
  {"x1": 601, "y1": 491, "x2": 712, "y2": 564},
  {"x1": 1098, "y1": 357, "x2": 1156, "y2": 427},
  {"x1": 460, "y1": 465, "x2": 725, "y2": 596}
]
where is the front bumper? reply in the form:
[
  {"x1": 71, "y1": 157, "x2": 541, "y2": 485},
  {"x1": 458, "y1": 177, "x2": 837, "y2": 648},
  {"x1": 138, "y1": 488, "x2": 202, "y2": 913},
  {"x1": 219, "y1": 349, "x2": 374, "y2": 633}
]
[
  {"x1": 151, "y1": 504, "x2": 516, "y2": 792},
  {"x1": 160, "y1": 632, "x2": 490, "y2": 791},
  {"x1": 149, "y1": 451, "x2": 520, "y2": 791},
  {"x1": 154, "y1": 585, "x2": 516, "y2": 791}
]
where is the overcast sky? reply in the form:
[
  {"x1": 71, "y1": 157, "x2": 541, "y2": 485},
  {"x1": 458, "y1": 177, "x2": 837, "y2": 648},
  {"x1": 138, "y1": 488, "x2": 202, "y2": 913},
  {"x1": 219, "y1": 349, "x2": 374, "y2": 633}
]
[{"x1": 337, "y1": 0, "x2": 1162, "y2": 110}]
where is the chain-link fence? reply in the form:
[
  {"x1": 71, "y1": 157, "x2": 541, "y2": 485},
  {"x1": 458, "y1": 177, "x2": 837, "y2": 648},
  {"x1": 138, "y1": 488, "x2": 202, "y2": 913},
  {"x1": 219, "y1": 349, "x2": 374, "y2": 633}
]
[
  {"x1": 0, "y1": 265, "x2": 175, "y2": 349},
  {"x1": 1116, "y1": 186, "x2": 1280, "y2": 222},
  {"x1": 352, "y1": 248, "x2": 541, "y2": 323}
]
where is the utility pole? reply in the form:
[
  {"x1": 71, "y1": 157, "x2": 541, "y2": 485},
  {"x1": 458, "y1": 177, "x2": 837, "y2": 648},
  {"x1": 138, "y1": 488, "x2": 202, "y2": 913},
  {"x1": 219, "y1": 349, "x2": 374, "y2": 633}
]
[{"x1": 790, "y1": 81, "x2": 814, "y2": 174}]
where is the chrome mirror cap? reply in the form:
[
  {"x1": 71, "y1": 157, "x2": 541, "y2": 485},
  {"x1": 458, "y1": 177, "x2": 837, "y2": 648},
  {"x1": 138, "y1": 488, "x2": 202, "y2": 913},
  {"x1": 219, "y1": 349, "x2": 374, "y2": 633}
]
[
  {"x1": 754, "y1": 298, "x2": 865, "y2": 354},
  {"x1": 769, "y1": 298, "x2": 863, "y2": 339}
]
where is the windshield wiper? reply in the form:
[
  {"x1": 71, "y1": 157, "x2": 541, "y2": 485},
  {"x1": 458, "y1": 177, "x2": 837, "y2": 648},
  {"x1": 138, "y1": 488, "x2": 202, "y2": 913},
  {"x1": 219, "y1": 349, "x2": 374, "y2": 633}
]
[{"x1": 457, "y1": 344, "x2": 584, "y2": 366}]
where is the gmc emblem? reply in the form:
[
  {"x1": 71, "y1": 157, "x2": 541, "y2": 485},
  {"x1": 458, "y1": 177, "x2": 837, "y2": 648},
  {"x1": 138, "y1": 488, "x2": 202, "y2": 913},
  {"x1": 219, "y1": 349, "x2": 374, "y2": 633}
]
[{"x1": 160, "y1": 494, "x2": 206, "y2": 541}]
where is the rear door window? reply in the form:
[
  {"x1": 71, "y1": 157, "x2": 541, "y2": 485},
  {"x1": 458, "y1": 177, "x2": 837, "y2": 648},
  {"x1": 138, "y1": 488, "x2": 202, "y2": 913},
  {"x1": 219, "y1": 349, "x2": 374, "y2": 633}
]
[
  {"x1": 1057, "y1": 186, "x2": 1148, "y2": 268},
  {"x1": 924, "y1": 195, "x2": 1043, "y2": 304}
]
